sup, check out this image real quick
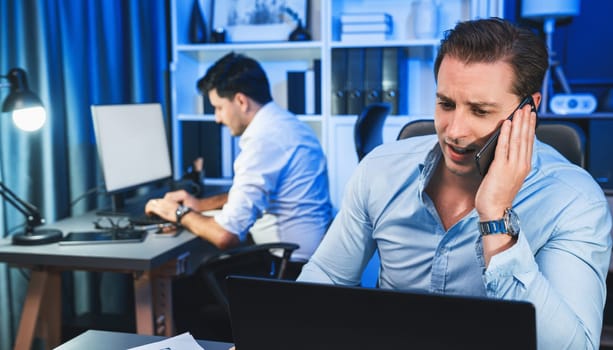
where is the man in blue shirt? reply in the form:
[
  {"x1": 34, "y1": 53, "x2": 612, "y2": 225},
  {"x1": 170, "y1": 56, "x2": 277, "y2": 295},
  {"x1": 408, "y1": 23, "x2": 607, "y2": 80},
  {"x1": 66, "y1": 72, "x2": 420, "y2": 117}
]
[
  {"x1": 146, "y1": 52, "x2": 333, "y2": 266},
  {"x1": 298, "y1": 18, "x2": 612, "y2": 349}
]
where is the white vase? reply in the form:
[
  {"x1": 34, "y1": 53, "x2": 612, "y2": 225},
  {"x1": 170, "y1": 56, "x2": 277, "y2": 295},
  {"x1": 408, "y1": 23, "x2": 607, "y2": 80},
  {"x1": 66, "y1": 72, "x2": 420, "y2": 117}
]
[{"x1": 414, "y1": 0, "x2": 439, "y2": 39}]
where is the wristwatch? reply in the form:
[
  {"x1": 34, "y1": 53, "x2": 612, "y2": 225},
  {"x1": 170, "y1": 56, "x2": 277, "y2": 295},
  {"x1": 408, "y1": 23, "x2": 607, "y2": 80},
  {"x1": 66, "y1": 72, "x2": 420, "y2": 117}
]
[
  {"x1": 478, "y1": 208, "x2": 520, "y2": 237},
  {"x1": 175, "y1": 205, "x2": 192, "y2": 224}
]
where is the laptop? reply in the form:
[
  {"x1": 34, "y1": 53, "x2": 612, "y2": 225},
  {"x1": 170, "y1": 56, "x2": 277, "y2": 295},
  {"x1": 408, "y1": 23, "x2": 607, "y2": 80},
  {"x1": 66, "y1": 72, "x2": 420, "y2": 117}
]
[{"x1": 226, "y1": 276, "x2": 537, "y2": 350}]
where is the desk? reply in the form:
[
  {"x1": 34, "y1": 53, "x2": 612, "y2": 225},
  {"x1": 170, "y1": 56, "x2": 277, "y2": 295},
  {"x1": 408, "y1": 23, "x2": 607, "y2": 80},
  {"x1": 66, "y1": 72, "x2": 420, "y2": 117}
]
[
  {"x1": 0, "y1": 210, "x2": 218, "y2": 350},
  {"x1": 54, "y1": 329, "x2": 233, "y2": 350}
]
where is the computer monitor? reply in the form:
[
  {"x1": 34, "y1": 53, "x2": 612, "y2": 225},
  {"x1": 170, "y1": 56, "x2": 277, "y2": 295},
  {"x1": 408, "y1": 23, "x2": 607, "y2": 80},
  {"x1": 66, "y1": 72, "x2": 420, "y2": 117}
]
[{"x1": 91, "y1": 103, "x2": 172, "y2": 210}]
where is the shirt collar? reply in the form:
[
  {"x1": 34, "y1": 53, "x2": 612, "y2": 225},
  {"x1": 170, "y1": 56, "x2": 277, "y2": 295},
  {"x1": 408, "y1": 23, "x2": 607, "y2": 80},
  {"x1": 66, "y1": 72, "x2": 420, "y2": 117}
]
[
  {"x1": 241, "y1": 101, "x2": 276, "y2": 141},
  {"x1": 418, "y1": 142, "x2": 442, "y2": 200}
]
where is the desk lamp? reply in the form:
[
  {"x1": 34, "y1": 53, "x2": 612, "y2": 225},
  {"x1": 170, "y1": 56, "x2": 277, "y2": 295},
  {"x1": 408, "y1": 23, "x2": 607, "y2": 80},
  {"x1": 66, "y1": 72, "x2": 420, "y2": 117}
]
[
  {"x1": 521, "y1": 0, "x2": 580, "y2": 114},
  {"x1": 1, "y1": 68, "x2": 62, "y2": 245}
]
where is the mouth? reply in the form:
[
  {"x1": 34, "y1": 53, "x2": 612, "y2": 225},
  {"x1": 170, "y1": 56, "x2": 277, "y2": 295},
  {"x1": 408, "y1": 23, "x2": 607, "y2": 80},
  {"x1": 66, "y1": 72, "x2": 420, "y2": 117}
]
[
  {"x1": 447, "y1": 143, "x2": 476, "y2": 155},
  {"x1": 445, "y1": 142, "x2": 479, "y2": 163}
]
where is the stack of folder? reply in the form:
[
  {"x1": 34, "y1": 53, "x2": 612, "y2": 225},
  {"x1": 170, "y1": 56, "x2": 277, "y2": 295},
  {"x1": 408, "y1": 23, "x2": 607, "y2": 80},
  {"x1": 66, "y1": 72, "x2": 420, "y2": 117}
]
[
  {"x1": 331, "y1": 47, "x2": 406, "y2": 116},
  {"x1": 339, "y1": 13, "x2": 393, "y2": 42}
]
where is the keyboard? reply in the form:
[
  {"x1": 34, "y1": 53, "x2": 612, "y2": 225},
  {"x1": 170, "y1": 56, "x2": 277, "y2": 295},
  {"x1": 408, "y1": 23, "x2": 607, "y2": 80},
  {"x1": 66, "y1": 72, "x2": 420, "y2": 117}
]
[
  {"x1": 129, "y1": 214, "x2": 170, "y2": 226},
  {"x1": 60, "y1": 229, "x2": 148, "y2": 245}
]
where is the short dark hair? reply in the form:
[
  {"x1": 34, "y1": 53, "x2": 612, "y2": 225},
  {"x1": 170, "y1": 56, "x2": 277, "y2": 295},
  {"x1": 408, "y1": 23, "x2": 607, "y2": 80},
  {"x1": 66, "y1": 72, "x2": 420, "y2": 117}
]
[
  {"x1": 434, "y1": 17, "x2": 548, "y2": 98},
  {"x1": 197, "y1": 52, "x2": 273, "y2": 105}
]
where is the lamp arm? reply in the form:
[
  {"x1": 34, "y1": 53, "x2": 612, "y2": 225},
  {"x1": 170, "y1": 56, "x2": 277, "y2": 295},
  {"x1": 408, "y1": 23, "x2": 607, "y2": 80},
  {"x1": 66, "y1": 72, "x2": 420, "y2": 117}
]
[{"x1": 0, "y1": 181, "x2": 44, "y2": 229}]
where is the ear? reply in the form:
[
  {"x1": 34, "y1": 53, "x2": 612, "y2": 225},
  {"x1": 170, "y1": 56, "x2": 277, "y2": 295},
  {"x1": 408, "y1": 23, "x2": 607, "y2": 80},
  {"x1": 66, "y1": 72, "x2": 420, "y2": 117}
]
[
  {"x1": 532, "y1": 92, "x2": 542, "y2": 110},
  {"x1": 234, "y1": 92, "x2": 249, "y2": 111}
]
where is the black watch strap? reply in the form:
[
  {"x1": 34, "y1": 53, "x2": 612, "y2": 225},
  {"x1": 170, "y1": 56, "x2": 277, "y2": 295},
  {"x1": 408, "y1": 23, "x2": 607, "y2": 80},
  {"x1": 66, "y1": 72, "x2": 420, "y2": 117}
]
[{"x1": 175, "y1": 205, "x2": 192, "y2": 224}]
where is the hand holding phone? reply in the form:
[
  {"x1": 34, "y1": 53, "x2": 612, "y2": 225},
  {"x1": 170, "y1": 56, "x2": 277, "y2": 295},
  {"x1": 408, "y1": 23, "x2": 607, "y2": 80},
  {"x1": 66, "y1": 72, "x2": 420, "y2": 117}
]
[{"x1": 474, "y1": 95, "x2": 537, "y2": 176}]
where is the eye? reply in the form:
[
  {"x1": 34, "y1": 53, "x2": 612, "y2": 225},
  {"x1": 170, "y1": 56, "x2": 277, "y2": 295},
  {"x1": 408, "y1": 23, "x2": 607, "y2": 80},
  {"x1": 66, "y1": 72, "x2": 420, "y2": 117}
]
[
  {"x1": 472, "y1": 107, "x2": 488, "y2": 117},
  {"x1": 437, "y1": 100, "x2": 454, "y2": 111}
]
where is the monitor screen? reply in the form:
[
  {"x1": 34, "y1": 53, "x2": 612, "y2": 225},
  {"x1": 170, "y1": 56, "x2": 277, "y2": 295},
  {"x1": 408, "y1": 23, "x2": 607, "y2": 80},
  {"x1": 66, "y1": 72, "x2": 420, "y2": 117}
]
[{"x1": 91, "y1": 103, "x2": 172, "y2": 195}]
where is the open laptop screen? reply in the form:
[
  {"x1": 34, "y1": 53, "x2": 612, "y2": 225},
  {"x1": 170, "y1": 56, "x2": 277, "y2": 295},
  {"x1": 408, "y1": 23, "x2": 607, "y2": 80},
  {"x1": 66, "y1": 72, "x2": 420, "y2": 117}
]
[
  {"x1": 91, "y1": 103, "x2": 172, "y2": 196},
  {"x1": 226, "y1": 276, "x2": 537, "y2": 350}
]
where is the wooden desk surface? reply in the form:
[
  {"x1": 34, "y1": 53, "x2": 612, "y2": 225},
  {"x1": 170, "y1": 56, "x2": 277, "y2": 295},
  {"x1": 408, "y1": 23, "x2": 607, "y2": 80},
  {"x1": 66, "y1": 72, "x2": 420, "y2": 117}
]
[
  {"x1": 0, "y1": 210, "x2": 217, "y2": 273},
  {"x1": 54, "y1": 330, "x2": 233, "y2": 350}
]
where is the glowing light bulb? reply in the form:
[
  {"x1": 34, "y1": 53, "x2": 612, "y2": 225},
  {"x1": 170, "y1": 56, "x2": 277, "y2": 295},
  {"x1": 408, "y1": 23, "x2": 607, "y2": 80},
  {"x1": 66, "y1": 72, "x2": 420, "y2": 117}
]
[{"x1": 12, "y1": 106, "x2": 46, "y2": 132}]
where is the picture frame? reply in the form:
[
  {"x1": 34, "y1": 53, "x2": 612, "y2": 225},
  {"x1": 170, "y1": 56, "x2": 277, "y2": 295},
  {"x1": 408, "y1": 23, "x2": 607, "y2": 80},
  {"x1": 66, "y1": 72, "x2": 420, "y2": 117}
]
[{"x1": 212, "y1": 0, "x2": 308, "y2": 43}]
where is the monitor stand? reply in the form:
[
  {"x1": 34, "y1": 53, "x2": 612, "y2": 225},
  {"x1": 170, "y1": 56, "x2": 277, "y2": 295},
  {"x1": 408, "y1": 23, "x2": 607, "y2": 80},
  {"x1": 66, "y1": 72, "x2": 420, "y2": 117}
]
[{"x1": 110, "y1": 193, "x2": 125, "y2": 213}]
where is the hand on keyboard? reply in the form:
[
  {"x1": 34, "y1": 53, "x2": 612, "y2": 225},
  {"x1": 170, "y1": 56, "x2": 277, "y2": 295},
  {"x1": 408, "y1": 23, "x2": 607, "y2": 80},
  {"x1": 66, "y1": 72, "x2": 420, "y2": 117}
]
[{"x1": 129, "y1": 213, "x2": 168, "y2": 226}]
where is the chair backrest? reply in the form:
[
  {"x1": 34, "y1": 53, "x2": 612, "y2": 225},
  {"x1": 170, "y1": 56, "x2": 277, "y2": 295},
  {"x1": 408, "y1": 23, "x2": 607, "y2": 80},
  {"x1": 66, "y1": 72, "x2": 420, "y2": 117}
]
[
  {"x1": 535, "y1": 121, "x2": 586, "y2": 168},
  {"x1": 198, "y1": 242, "x2": 300, "y2": 312},
  {"x1": 396, "y1": 119, "x2": 586, "y2": 168},
  {"x1": 354, "y1": 103, "x2": 391, "y2": 161},
  {"x1": 397, "y1": 119, "x2": 435, "y2": 140}
]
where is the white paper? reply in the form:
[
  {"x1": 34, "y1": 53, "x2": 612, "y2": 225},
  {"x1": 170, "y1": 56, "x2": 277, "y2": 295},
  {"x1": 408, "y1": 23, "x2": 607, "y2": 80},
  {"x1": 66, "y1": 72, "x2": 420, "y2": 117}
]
[{"x1": 127, "y1": 332, "x2": 204, "y2": 350}]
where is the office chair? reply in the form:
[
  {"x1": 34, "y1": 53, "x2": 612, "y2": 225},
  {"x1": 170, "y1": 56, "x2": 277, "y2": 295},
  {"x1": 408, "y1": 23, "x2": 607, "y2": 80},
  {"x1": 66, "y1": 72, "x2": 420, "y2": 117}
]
[
  {"x1": 396, "y1": 119, "x2": 586, "y2": 168},
  {"x1": 354, "y1": 102, "x2": 392, "y2": 161},
  {"x1": 535, "y1": 120, "x2": 586, "y2": 168},
  {"x1": 397, "y1": 119, "x2": 435, "y2": 140},
  {"x1": 198, "y1": 242, "x2": 300, "y2": 311},
  {"x1": 175, "y1": 242, "x2": 299, "y2": 341}
]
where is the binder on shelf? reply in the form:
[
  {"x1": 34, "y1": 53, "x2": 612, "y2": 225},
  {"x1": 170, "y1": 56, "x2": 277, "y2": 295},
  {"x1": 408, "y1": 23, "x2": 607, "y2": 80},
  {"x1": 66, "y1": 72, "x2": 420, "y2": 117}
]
[
  {"x1": 313, "y1": 59, "x2": 322, "y2": 114},
  {"x1": 182, "y1": 121, "x2": 222, "y2": 178},
  {"x1": 203, "y1": 94, "x2": 214, "y2": 114},
  {"x1": 287, "y1": 71, "x2": 305, "y2": 115},
  {"x1": 287, "y1": 70, "x2": 315, "y2": 115},
  {"x1": 363, "y1": 48, "x2": 383, "y2": 106},
  {"x1": 345, "y1": 48, "x2": 365, "y2": 116},
  {"x1": 382, "y1": 47, "x2": 400, "y2": 115},
  {"x1": 331, "y1": 49, "x2": 348, "y2": 115}
]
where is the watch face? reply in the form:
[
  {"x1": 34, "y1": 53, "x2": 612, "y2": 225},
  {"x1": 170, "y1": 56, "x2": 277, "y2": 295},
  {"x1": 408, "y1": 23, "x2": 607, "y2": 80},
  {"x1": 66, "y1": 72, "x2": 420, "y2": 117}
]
[{"x1": 505, "y1": 208, "x2": 520, "y2": 236}]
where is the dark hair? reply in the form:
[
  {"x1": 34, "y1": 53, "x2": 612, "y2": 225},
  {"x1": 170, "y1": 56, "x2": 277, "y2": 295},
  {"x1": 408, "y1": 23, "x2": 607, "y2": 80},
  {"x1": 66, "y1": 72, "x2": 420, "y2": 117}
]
[
  {"x1": 197, "y1": 52, "x2": 273, "y2": 105},
  {"x1": 434, "y1": 17, "x2": 548, "y2": 98}
]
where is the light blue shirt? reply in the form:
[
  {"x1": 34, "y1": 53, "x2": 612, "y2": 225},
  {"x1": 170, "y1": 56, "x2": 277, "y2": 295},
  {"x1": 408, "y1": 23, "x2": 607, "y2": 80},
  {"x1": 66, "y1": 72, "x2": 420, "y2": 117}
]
[
  {"x1": 215, "y1": 102, "x2": 333, "y2": 261},
  {"x1": 299, "y1": 134, "x2": 612, "y2": 349}
]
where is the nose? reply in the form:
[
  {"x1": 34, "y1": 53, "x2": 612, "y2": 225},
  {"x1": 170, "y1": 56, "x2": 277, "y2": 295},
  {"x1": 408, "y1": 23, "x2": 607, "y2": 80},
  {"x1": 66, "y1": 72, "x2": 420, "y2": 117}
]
[{"x1": 444, "y1": 110, "x2": 471, "y2": 143}]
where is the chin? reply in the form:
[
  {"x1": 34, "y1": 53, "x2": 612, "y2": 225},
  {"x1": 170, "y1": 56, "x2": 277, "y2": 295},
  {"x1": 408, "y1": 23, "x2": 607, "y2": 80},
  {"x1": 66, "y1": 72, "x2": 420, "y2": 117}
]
[{"x1": 443, "y1": 157, "x2": 476, "y2": 177}]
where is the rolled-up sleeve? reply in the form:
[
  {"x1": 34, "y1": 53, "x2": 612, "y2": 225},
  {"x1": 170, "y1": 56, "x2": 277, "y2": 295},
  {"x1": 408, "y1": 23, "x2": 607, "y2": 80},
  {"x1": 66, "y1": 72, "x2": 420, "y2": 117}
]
[{"x1": 484, "y1": 198, "x2": 612, "y2": 350}]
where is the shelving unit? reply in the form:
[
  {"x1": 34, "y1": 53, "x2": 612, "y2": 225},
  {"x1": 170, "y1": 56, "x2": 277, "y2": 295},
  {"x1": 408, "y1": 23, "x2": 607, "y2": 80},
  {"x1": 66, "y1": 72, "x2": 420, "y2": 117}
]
[{"x1": 169, "y1": 0, "x2": 503, "y2": 207}]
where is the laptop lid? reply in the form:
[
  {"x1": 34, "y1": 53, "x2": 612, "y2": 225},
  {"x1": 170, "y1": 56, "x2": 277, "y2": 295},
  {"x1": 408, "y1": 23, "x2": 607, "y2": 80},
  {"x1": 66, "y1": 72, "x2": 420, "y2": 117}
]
[{"x1": 226, "y1": 275, "x2": 536, "y2": 350}]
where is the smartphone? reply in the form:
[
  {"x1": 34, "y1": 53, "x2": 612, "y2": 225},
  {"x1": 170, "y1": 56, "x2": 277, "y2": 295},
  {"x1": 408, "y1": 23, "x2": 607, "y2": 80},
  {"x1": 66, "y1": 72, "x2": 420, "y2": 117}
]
[{"x1": 474, "y1": 95, "x2": 537, "y2": 176}]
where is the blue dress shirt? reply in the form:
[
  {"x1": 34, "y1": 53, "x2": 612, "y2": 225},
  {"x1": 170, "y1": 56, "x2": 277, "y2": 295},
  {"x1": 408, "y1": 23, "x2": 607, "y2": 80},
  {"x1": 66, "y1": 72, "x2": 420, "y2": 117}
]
[
  {"x1": 214, "y1": 102, "x2": 333, "y2": 261},
  {"x1": 299, "y1": 134, "x2": 612, "y2": 349}
]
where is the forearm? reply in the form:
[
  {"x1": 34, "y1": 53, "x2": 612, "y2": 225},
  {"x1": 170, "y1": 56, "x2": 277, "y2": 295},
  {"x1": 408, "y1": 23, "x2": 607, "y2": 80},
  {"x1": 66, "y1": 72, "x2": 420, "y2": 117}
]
[
  {"x1": 197, "y1": 192, "x2": 228, "y2": 211},
  {"x1": 181, "y1": 211, "x2": 239, "y2": 250}
]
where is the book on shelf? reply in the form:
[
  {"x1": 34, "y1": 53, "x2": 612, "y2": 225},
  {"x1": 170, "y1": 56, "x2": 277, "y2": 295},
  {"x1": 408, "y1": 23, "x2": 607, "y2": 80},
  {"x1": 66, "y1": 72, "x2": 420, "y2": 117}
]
[
  {"x1": 341, "y1": 32, "x2": 391, "y2": 42},
  {"x1": 341, "y1": 22, "x2": 392, "y2": 33},
  {"x1": 340, "y1": 13, "x2": 392, "y2": 24}
]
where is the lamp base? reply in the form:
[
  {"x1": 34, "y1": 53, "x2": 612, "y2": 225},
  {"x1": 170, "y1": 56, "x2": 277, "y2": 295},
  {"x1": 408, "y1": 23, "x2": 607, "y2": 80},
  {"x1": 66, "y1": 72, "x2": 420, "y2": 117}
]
[{"x1": 12, "y1": 228, "x2": 63, "y2": 245}]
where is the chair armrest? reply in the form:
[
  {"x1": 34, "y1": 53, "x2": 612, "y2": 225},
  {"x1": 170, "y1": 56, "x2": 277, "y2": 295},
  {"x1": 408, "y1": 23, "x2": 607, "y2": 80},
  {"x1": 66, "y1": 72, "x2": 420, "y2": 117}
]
[
  {"x1": 202, "y1": 242, "x2": 300, "y2": 266},
  {"x1": 198, "y1": 242, "x2": 300, "y2": 309}
]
